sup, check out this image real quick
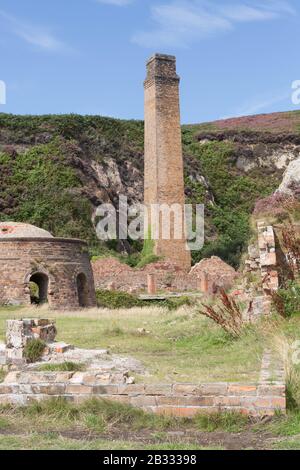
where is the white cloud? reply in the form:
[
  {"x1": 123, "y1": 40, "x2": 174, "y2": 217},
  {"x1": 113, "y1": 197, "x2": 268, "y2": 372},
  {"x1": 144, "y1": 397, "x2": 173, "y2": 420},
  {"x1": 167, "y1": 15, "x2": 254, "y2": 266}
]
[
  {"x1": 96, "y1": 0, "x2": 134, "y2": 5},
  {"x1": 0, "y1": 10, "x2": 70, "y2": 52},
  {"x1": 132, "y1": 0, "x2": 295, "y2": 48},
  {"x1": 221, "y1": 90, "x2": 290, "y2": 119}
]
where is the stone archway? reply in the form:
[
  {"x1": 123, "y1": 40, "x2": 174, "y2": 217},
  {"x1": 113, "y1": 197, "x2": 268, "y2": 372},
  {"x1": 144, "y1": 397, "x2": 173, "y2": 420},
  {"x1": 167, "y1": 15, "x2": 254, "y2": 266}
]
[
  {"x1": 76, "y1": 273, "x2": 89, "y2": 307},
  {"x1": 29, "y1": 272, "x2": 49, "y2": 304}
]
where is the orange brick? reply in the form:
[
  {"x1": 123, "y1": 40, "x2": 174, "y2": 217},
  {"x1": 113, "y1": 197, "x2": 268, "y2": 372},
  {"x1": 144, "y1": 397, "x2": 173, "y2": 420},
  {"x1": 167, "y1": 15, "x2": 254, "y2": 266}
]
[{"x1": 228, "y1": 384, "x2": 257, "y2": 395}]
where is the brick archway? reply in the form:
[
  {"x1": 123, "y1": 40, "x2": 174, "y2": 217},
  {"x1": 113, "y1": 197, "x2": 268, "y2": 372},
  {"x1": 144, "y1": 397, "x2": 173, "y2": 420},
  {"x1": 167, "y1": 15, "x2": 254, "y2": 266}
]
[
  {"x1": 29, "y1": 272, "x2": 49, "y2": 304},
  {"x1": 76, "y1": 272, "x2": 89, "y2": 307},
  {"x1": 24, "y1": 269, "x2": 55, "y2": 306}
]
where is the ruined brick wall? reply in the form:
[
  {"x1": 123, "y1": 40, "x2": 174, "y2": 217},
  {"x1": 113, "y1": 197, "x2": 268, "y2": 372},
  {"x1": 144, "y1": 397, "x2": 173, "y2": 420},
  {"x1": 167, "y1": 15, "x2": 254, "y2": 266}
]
[
  {"x1": 92, "y1": 258, "x2": 198, "y2": 292},
  {"x1": 144, "y1": 54, "x2": 191, "y2": 272},
  {"x1": 92, "y1": 257, "x2": 238, "y2": 294},
  {"x1": 245, "y1": 221, "x2": 279, "y2": 292},
  {"x1": 0, "y1": 238, "x2": 96, "y2": 309},
  {"x1": 0, "y1": 374, "x2": 286, "y2": 418}
]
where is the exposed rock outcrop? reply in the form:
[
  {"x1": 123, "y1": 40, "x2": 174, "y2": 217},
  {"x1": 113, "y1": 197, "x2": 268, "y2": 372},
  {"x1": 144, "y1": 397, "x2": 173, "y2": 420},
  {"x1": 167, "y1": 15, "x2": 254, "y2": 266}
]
[{"x1": 277, "y1": 157, "x2": 300, "y2": 195}]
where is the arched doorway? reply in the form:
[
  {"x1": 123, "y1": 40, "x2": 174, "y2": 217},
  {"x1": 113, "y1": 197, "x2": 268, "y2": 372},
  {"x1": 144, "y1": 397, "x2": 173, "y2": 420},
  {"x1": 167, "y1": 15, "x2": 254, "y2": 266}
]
[
  {"x1": 29, "y1": 272, "x2": 49, "y2": 305},
  {"x1": 77, "y1": 273, "x2": 89, "y2": 307}
]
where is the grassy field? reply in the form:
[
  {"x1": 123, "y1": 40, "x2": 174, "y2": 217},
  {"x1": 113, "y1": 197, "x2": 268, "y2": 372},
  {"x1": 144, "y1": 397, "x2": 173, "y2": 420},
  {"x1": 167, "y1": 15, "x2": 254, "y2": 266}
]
[
  {"x1": 1, "y1": 304, "x2": 300, "y2": 449},
  {"x1": 0, "y1": 304, "x2": 264, "y2": 383},
  {"x1": 0, "y1": 396, "x2": 300, "y2": 450}
]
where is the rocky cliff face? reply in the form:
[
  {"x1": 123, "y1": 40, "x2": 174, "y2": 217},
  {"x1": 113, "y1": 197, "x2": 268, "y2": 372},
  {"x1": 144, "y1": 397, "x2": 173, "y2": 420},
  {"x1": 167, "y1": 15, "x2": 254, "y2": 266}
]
[{"x1": 1, "y1": 111, "x2": 300, "y2": 266}]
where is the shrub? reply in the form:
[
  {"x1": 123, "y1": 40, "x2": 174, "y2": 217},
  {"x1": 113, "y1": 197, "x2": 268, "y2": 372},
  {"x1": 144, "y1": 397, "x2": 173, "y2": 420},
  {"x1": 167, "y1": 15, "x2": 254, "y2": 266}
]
[
  {"x1": 24, "y1": 339, "x2": 46, "y2": 363},
  {"x1": 198, "y1": 289, "x2": 243, "y2": 337},
  {"x1": 96, "y1": 289, "x2": 192, "y2": 311},
  {"x1": 156, "y1": 296, "x2": 192, "y2": 311},
  {"x1": 96, "y1": 289, "x2": 143, "y2": 309},
  {"x1": 272, "y1": 282, "x2": 300, "y2": 318}
]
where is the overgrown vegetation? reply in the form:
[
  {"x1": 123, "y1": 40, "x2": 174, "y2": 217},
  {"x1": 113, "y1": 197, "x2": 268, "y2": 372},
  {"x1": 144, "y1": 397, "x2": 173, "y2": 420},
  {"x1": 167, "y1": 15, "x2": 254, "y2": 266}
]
[
  {"x1": 96, "y1": 290, "x2": 143, "y2": 309},
  {"x1": 96, "y1": 289, "x2": 193, "y2": 311},
  {"x1": 282, "y1": 224, "x2": 300, "y2": 278},
  {"x1": 24, "y1": 339, "x2": 46, "y2": 363},
  {"x1": 199, "y1": 289, "x2": 243, "y2": 337},
  {"x1": 0, "y1": 114, "x2": 144, "y2": 258},
  {"x1": 38, "y1": 362, "x2": 85, "y2": 372},
  {"x1": 272, "y1": 282, "x2": 300, "y2": 318},
  {"x1": 183, "y1": 139, "x2": 279, "y2": 267}
]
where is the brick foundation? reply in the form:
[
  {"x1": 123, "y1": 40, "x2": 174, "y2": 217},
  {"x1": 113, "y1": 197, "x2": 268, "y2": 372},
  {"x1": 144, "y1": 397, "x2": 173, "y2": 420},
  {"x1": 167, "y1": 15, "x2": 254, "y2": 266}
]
[{"x1": 0, "y1": 351, "x2": 286, "y2": 417}]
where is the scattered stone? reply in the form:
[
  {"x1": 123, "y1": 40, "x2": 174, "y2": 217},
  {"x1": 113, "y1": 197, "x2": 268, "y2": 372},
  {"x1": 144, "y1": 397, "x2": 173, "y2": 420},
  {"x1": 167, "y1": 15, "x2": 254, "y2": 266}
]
[
  {"x1": 126, "y1": 376, "x2": 135, "y2": 384},
  {"x1": 46, "y1": 342, "x2": 74, "y2": 354},
  {"x1": 137, "y1": 328, "x2": 150, "y2": 335}
]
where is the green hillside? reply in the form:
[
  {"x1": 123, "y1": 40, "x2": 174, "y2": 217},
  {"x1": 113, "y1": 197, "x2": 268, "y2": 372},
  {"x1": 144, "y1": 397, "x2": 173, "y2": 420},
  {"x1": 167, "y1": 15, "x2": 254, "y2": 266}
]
[{"x1": 1, "y1": 111, "x2": 299, "y2": 267}]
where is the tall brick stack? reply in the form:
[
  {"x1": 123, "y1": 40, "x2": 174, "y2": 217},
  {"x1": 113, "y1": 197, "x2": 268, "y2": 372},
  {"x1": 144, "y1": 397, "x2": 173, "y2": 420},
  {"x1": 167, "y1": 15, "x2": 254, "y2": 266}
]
[{"x1": 144, "y1": 54, "x2": 191, "y2": 272}]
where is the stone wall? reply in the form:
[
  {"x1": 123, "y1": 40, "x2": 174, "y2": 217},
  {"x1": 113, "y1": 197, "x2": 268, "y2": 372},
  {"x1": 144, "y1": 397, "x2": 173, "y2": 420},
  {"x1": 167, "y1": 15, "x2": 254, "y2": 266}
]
[{"x1": 0, "y1": 238, "x2": 96, "y2": 309}]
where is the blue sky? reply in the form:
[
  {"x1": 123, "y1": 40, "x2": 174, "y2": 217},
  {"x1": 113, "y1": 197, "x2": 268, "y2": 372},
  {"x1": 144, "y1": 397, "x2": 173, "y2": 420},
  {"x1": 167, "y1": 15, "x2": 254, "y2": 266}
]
[{"x1": 0, "y1": 0, "x2": 299, "y2": 123}]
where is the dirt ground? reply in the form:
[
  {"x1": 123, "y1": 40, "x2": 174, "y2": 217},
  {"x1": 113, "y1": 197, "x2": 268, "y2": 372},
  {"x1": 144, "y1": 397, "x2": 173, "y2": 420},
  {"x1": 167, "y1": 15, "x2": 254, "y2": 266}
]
[{"x1": 0, "y1": 426, "x2": 291, "y2": 450}]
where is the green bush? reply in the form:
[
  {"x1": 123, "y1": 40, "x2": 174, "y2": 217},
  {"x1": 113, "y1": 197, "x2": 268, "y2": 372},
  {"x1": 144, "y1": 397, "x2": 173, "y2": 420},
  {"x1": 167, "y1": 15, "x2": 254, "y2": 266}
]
[
  {"x1": 136, "y1": 254, "x2": 160, "y2": 269},
  {"x1": 153, "y1": 296, "x2": 192, "y2": 311},
  {"x1": 96, "y1": 289, "x2": 192, "y2": 310},
  {"x1": 24, "y1": 339, "x2": 46, "y2": 363},
  {"x1": 96, "y1": 289, "x2": 143, "y2": 309},
  {"x1": 274, "y1": 282, "x2": 300, "y2": 317}
]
